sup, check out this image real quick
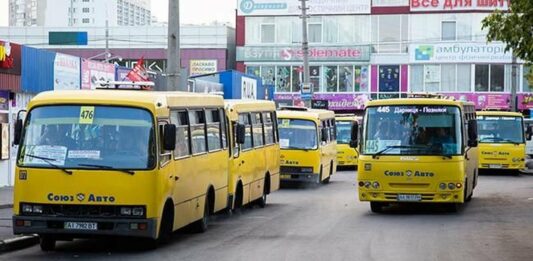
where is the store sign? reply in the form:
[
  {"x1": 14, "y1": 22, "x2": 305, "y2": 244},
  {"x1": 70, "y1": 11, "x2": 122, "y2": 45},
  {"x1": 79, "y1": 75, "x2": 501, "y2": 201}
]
[
  {"x1": 443, "y1": 93, "x2": 510, "y2": 110},
  {"x1": 54, "y1": 53, "x2": 81, "y2": 90},
  {"x1": 238, "y1": 0, "x2": 371, "y2": 16},
  {"x1": 0, "y1": 91, "x2": 9, "y2": 111},
  {"x1": 0, "y1": 41, "x2": 21, "y2": 75},
  {"x1": 410, "y1": 0, "x2": 509, "y2": 12},
  {"x1": 237, "y1": 46, "x2": 371, "y2": 62},
  {"x1": 410, "y1": 43, "x2": 513, "y2": 64},
  {"x1": 81, "y1": 60, "x2": 115, "y2": 90},
  {"x1": 189, "y1": 60, "x2": 218, "y2": 76},
  {"x1": 274, "y1": 93, "x2": 370, "y2": 110},
  {"x1": 241, "y1": 76, "x2": 257, "y2": 99},
  {"x1": 518, "y1": 94, "x2": 533, "y2": 110}
]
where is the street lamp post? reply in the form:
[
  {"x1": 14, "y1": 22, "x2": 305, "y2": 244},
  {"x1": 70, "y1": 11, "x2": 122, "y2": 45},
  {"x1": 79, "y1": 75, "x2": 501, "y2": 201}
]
[{"x1": 166, "y1": 0, "x2": 181, "y2": 92}]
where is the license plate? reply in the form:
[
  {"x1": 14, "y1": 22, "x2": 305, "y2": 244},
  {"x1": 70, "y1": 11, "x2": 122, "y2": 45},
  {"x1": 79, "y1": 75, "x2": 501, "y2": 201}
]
[
  {"x1": 64, "y1": 222, "x2": 97, "y2": 230},
  {"x1": 489, "y1": 164, "x2": 502, "y2": 169},
  {"x1": 397, "y1": 194, "x2": 422, "y2": 202}
]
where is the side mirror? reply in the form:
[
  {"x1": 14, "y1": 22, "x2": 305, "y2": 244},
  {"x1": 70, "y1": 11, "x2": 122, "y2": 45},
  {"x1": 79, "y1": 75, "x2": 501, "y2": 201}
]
[
  {"x1": 163, "y1": 124, "x2": 176, "y2": 151},
  {"x1": 236, "y1": 123, "x2": 246, "y2": 144},
  {"x1": 468, "y1": 120, "x2": 478, "y2": 147},
  {"x1": 14, "y1": 119, "x2": 23, "y2": 145},
  {"x1": 350, "y1": 122, "x2": 359, "y2": 148},
  {"x1": 321, "y1": 128, "x2": 328, "y2": 142},
  {"x1": 527, "y1": 126, "x2": 533, "y2": 140}
]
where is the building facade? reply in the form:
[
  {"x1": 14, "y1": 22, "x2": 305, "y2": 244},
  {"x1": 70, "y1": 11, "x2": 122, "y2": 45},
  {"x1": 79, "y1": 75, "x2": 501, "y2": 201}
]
[
  {"x1": 9, "y1": 0, "x2": 151, "y2": 27},
  {"x1": 235, "y1": 0, "x2": 530, "y2": 112},
  {"x1": 0, "y1": 25, "x2": 236, "y2": 77}
]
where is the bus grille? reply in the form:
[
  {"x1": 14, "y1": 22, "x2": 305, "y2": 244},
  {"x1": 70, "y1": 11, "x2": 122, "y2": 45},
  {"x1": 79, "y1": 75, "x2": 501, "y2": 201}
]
[
  {"x1": 481, "y1": 164, "x2": 509, "y2": 168},
  {"x1": 25, "y1": 204, "x2": 145, "y2": 219},
  {"x1": 384, "y1": 193, "x2": 435, "y2": 201}
]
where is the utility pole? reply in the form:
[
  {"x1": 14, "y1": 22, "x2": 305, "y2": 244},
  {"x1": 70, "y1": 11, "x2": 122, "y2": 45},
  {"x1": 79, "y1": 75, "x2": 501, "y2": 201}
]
[
  {"x1": 299, "y1": 0, "x2": 311, "y2": 107},
  {"x1": 166, "y1": 0, "x2": 180, "y2": 91},
  {"x1": 104, "y1": 19, "x2": 110, "y2": 62},
  {"x1": 511, "y1": 51, "x2": 517, "y2": 112}
]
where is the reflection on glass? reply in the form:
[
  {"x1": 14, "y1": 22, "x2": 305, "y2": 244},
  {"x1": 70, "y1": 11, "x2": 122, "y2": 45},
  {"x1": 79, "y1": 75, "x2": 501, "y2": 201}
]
[
  {"x1": 276, "y1": 66, "x2": 291, "y2": 92},
  {"x1": 278, "y1": 119, "x2": 317, "y2": 150},
  {"x1": 324, "y1": 66, "x2": 338, "y2": 92},
  {"x1": 19, "y1": 106, "x2": 155, "y2": 170},
  {"x1": 339, "y1": 66, "x2": 353, "y2": 92},
  {"x1": 336, "y1": 121, "x2": 352, "y2": 144},
  {"x1": 477, "y1": 116, "x2": 524, "y2": 144},
  {"x1": 363, "y1": 106, "x2": 462, "y2": 155}
]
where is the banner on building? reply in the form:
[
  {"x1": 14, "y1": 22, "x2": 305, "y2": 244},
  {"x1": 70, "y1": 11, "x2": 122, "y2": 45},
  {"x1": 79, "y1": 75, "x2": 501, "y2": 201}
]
[
  {"x1": 444, "y1": 92, "x2": 510, "y2": 110},
  {"x1": 410, "y1": 43, "x2": 514, "y2": 64},
  {"x1": 241, "y1": 76, "x2": 257, "y2": 100},
  {"x1": 237, "y1": 46, "x2": 372, "y2": 62},
  {"x1": 54, "y1": 53, "x2": 81, "y2": 90},
  {"x1": 274, "y1": 93, "x2": 370, "y2": 111},
  {"x1": 238, "y1": 0, "x2": 371, "y2": 16},
  {"x1": 0, "y1": 41, "x2": 21, "y2": 75},
  {"x1": 190, "y1": 60, "x2": 218, "y2": 76},
  {"x1": 410, "y1": 0, "x2": 509, "y2": 12},
  {"x1": 81, "y1": 59, "x2": 115, "y2": 90}
]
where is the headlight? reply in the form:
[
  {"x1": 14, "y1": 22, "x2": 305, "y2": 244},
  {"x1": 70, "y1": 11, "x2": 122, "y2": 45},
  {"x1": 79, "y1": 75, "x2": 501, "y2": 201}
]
[
  {"x1": 22, "y1": 204, "x2": 33, "y2": 213},
  {"x1": 372, "y1": 182, "x2": 380, "y2": 189},
  {"x1": 132, "y1": 207, "x2": 144, "y2": 216},
  {"x1": 448, "y1": 183, "x2": 456, "y2": 190},
  {"x1": 512, "y1": 157, "x2": 522, "y2": 163},
  {"x1": 364, "y1": 181, "x2": 371, "y2": 188},
  {"x1": 439, "y1": 183, "x2": 447, "y2": 190},
  {"x1": 120, "y1": 207, "x2": 132, "y2": 215},
  {"x1": 32, "y1": 205, "x2": 43, "y2": 214}
]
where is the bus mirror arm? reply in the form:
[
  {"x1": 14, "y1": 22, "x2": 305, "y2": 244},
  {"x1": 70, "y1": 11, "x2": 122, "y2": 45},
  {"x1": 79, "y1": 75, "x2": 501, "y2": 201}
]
[
  {"x1": 350, "y1": 122, "x2": 359, "y2": 148},
  {"x1": 14, "y1": 109, "x2": 27, "y2": 146},
  {"x1": 467, "y1": 120, "x2": 478, "y2": 148},
  {"x1": 465, "y1": 147, "x2": 472, "y2": 160}
]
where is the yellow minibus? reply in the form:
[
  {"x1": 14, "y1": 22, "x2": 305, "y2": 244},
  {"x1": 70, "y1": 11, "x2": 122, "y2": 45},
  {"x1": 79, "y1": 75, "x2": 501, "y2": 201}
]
[{"x1": 335, "y1": 114, "x2": 361, "y2": 168}]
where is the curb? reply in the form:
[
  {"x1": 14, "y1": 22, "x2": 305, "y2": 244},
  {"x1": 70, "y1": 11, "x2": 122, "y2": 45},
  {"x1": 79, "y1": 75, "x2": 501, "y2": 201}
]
[
  {"x1": 0, "y1": 204, "x2": 13, "y2": 210},
  {"x1": 0, "y1": 235, "x2": 39, "y2": 253}
]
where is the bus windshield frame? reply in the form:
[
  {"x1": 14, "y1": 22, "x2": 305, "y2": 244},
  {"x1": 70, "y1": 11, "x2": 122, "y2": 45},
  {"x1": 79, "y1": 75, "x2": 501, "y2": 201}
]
[
  {"x1": 278, "y1": 118, "x2": 318, "y2": 151},
  {"x1": 477, "y1": 115, "x2": 524, "y2": 144},
  {"x1": 362, "y1": 105, "x2": 463, "y2": 157},
  {"x1": 17, "y1": 105, "x2": 157, "y2": 171}
]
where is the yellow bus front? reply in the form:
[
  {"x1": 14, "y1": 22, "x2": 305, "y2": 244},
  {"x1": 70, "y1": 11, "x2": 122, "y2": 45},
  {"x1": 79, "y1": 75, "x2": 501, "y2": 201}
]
[
  {"x1": 278, "y1": 117, "x2": 323, "y2": 183},
  {"x1": 13, "y1": 102, "x2": 164, "y2": 239},
  {"x1": 336, "y1": 119, "x2": 358, "y2": 167},
  {"x1": 358, "y1": 102, "x2": 477, "y2": 211},
  {"x1": 476, "y1": 113, "x2": 526, "y2": 172}
]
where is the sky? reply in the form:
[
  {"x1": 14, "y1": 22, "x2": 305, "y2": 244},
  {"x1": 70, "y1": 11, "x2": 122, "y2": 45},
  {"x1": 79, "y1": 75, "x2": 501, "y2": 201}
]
[{"x1": 0, "y1": 0, "x2": 237, "y2": 26}]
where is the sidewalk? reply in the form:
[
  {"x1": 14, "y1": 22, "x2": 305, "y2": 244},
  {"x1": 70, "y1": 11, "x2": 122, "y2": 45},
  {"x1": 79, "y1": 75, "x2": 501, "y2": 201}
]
[{"x1": 0, "y1": 187, "x2": 38, "y2": 252}]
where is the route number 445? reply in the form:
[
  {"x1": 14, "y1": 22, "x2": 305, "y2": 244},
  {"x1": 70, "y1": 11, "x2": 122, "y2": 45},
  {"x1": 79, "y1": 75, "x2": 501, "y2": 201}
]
[{"x1": 377, "y1": 106, "x2": 390, "y2": 113}]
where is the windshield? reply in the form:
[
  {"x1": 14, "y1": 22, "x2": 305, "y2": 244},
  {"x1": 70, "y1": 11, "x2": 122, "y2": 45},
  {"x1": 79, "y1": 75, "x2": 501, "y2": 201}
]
[
  {"x1": 278, "y1": 119, "x2": 318, "y2": 150},
  {"x1": 336, "y1": 121, "x2": 353, "y2": 144},
  {"x1": 363, "y1": 105, "x2": 462, "y2": 156},
  {"x1": 18, "y1": 105, "x2": 156, "y2": 170},
  {"x1": 477, "y1": 116, "x2": 524, "y2": 144}
]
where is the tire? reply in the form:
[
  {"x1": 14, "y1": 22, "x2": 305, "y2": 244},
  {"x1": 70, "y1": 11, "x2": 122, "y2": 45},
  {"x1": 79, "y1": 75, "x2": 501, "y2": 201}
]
[
  {"x1": 233, "y1": 184, "x2": 243, "y2": 211},
  {"x1": 465, "y1": 180, "x2": 473, "y2": 202},
  {"x1": 370, "y1": 202, "x2": 383, "y2": 213},
  {"x1": 192, "y1": 196, "x2": 210, "y2": 233},
  {"x1": 317, "y1": 166, "x2": 323, "y2": 185},
  {"x1": 256, "y1": 177, "x2": 268, "y2": 208},
  {"x1": 447, "y1": 203, "x2": 460, "y2": 213},
  {"x1": 158, "y1": 207, "x2": 174, "y2": 244},
  {"x1": 39, "y1": 235, "x2": 56, "y2": 252}
]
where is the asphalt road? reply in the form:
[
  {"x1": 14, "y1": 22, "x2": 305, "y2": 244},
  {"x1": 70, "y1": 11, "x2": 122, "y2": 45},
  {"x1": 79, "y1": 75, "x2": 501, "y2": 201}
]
[{"x1": 2, "y1": 170, "x2": 533, "y2": 261}]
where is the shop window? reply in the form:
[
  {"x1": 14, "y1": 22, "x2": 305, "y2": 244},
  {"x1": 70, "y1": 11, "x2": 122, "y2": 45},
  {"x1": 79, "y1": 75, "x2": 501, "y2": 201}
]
[
  {"x1": 475, "y1": 65, "x2": 490, "y2": 92},
  {"x1": 310, "y1": 66, "x2": 321, "y2": 93},
  {"x1": 276, "y1": 66, "x2": 291, "y2": 92},
  {"x1": 246, "y1": 66, "x2": 260, "y2": 78},
  {"x1": 354, "y1": 66, "x2": 369, "y2": 92},
  {"x1": 490, "y1": 64, "x2": 505, "y2": 92},
  {"x1": 411, "y1": 64, "x2": 471, "y2": 92},
  {"x1": 442, "y1": 21, "x2": 456, "y2": 41},
  {"x1": 323, "y1": 66, "x2": 338, "y2": 92},
  {"x1": 523, "y1": 66, "x2": 533, "y2": 92},
  {"x1": 339, "y1": 66, "x2": 353, "y2": 92},
  {"x1": 291, "y1": 66, "x2": 303, "y2": 92},
  {"x1": 379, "y1": 65, "x2": 400, "y2": 92},
  {"x1": 261, "y1": 66, "x2": 275, "y2": 86},
  {"x1": 475, "y1": 64, "x2": 506, "y2": 92}
]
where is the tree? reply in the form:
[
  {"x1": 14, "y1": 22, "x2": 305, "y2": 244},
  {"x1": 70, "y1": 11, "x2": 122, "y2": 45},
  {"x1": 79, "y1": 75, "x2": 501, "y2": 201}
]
[{"x1": 482, "y1": 0, "x2": 533, "y2": 63}]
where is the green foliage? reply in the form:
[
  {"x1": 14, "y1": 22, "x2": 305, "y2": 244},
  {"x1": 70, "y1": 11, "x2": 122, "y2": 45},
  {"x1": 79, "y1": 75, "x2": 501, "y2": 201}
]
[{"x1": 482, "y1": 0, "x2": 533, "y2": 63}]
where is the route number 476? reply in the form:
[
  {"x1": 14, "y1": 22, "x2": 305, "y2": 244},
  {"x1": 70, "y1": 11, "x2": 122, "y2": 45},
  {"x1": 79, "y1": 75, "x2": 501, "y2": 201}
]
[
  {"x1": 377, "y1": 106, "x2": 390, "y2": 113},
  {"x1": 79, "y1": 106, "x2": 95, "y2": 124}
]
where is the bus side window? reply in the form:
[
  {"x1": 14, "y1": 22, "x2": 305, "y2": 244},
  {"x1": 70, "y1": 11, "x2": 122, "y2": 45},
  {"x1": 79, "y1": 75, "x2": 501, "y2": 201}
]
[
  {"x1": 158, "y1": 121, "x2": 171, "y2": 165},
  {"x1": 189, "y1": 110, "x2": 207, "y2": 154},
  {"x1": 330, "y1": 119, "x2": 336, "y2": 141},
  {"x1": 239, "y1": 113, "x2": 253, "y2": 150},
  {"x1": 220, "y1": 108, "x2": 228, "y2": 150},
  {"x1": 252, "y1": 112, "x2": 264, "y2": 147},
  {"x1": 263, "y1": 112, "x2": 274, "y2": 145},
  {"x1": 171, "y1": 110, "x2": 191, "y2": 158},
  {"x1": 206, "y1": 109, "x2": 222, "y2": 152}
]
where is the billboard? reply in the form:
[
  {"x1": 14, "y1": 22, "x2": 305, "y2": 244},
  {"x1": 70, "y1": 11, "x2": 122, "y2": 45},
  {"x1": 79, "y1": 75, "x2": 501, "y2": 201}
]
[
  {"x1": 237, "y1": 0, "x2": 371, "y2": 16},
  {"x1": 54, "y1": 53, "x2": 80, "y2": 90},
  {"x1": 189, "y1": 60, "x2": 218, "y2": 76},
  {"x1": 81, "y1": 59, "x2": 115, "y2": 90},
  {"x1": 410, "y1": 0, "x2": 509, "y2": 12},
  {"x1": 237, "y1": 46, "x2": 371, "y2": 62},
  {"x1": 410, "y1": 43, "x2": 513, "y2": 64}
]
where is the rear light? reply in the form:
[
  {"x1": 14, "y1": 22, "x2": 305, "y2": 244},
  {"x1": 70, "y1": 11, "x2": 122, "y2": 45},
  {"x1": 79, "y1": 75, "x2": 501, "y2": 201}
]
[
  {"x1": 15, "y1": 220, "x2": 24, "y2": 227},
  {"x1": 456, "y1": 183, "x2": 462, "y2": 189},
  {"x1": 138, "y1": 223, "x2": 147, "y2": 230}
]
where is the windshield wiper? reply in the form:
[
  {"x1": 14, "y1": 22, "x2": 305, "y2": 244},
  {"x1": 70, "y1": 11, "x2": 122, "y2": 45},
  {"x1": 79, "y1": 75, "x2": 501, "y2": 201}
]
[
  {"x1": 77, "y1": 164, "x2": 135, "y2": 175},
  {"x1": 24, "y1": 154, "x2": 72, "y2": 175}
]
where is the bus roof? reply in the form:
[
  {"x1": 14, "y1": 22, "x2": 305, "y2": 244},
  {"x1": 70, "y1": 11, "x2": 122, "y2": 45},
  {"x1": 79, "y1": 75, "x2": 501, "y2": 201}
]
[
  {"x1": 277, "y1": 108, "x2": 335, "y2": 122},
  {"x1": 335, "y1": 114, "x2": 360, "y2": 122},
  {"x1": 224, "y1": 99, "x2": 276, "y2": 120},
  {"x1": 27, "y1": 90, "x2": 224, "y2": 114},
  {"x1": 365, "y1": 98, "x2": 474, "y2": 108},
  {"x1": 476, "y1": 111, "x2": 524, "y2": 117}
]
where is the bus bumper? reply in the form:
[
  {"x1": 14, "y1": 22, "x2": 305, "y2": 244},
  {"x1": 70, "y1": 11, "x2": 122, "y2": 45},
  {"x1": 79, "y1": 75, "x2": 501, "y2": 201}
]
[
  {"x1": 12, "y1": 215, "x2": 158, "y2": 239},
  {"x1": 280, "y1": 173, "x2": 320, "y2": 183},
  {"x1": 358, "y1": 190, "x2": 464, "y2": 203}
]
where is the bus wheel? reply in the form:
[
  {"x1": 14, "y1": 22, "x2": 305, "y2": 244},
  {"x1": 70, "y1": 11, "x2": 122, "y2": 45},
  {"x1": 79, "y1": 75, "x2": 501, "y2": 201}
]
[
  {"x1": 465, "y1": 180, "x2": 473, "y2": 202},
  {"x1": 39, "y1": 235, "x2": 56, "y2": 251},
  {"x1": 370, "y1": 202, "x2": 383, "y2": 213},
  {"x1": 234, "y1": 183, "x2": 243, "y2": 211},
  {"x1": 256, "y1": 176, "x2": 269, "y2": 208},
  {"x1": 317, "y1": 166, "x2": 323, "y2": 185},
  {"x1": 322, "y1": 163, "x2": 333, "y2": 184},
  {"x1": 158, "y1": 204, "x2": 174, "y2": 244},
  {"x1": 193, "y1": 196, "x2": 210, "y2": 233}
]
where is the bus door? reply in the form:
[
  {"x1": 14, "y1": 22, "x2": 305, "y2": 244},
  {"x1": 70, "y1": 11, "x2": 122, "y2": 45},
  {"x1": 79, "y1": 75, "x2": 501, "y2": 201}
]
[{"x1": 233, "y1": 113, "x2": 256, "y2": 205}]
